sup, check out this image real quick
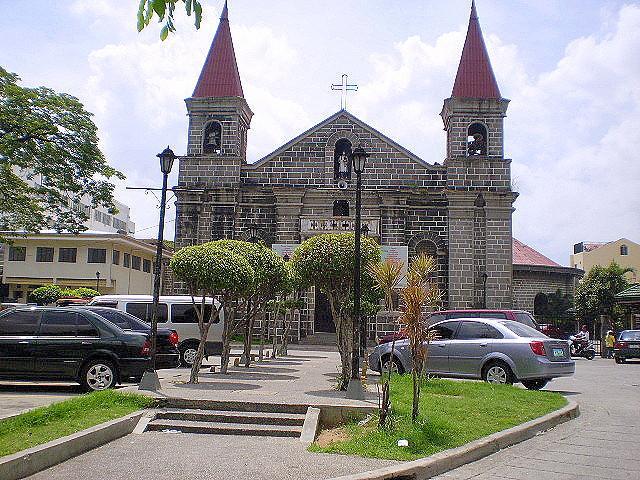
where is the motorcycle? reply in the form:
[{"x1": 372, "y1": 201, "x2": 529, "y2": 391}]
[{"x1": 569, "y1": 335, "x2": 596, "y2": 360}]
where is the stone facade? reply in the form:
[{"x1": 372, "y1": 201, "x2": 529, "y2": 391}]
[
  {"x1": 172, "y1": 104, "x2": 517, "y2": 335},
  {"x1": 170, "y1": 1, "x2": 520, "y2": 338},
  {"x1": 512, "y1": 265, "x2": 581, "y2": 315}
]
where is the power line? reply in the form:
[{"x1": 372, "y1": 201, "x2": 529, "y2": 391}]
[{"x1": 136, "y1": 218, "x2": 175, "y2": 233}]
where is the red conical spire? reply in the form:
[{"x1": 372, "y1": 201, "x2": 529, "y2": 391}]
[
  {"x1": 451, "y1": 1, "x2": 501, "y2": 99},
  {"x1": 192, "y1": 1, "x2": 244, "y2": 98}
]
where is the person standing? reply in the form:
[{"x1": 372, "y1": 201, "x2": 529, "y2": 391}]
[{"x1": 605, "y1": 330, "x2": 616, "y2": 359}]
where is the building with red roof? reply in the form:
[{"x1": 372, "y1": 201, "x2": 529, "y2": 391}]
[{"x1": 512, "y1": 238, "x2": 583, "y2": 317}]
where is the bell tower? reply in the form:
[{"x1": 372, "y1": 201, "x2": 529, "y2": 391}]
[
  {"x1": 442, "y1": 1, "x2": 515, "y2": 309},
  {"x1": 174, "y1": 0, "x2": 251, "y2": 257},
  {"x1": 185, "y1": 1, "x2": 252, "y2": 161}
]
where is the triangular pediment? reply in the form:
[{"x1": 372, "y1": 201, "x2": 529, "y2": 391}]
[{"x1": 248, "y1": 109, "x2": 435, "y2": 169}]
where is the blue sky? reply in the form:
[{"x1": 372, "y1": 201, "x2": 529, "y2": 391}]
[{"x1": 2, "y1": 1, "x2": 639, "y2": 264}]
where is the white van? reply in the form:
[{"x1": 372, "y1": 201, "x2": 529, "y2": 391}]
[{"x1": 88, "y1": 295, "x2": 223, "y2": 367}]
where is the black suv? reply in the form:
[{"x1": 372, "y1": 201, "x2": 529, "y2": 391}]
[{"x1": 0, "y1": 306, "x2": 173, "y2": 391}]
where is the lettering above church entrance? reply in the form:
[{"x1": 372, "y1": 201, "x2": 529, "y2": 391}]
[{"x1": 300, "y1": 217, "x2": 379, "y2": 236}]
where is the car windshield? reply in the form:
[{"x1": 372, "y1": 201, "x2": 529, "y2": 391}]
[
  {"x1": 620, "y1": 331, "x2": 640, "y2": 341},
  {"x1": 86, "y1": 308, "x2": 150, "y2": 331},
  {"x1": 500, "y1": 321, "x2": 546, "y2": 338}
]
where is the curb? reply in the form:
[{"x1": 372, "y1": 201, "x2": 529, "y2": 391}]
[
  {"x1": 0, "y1": 410, "x2": 145, "y2": 480},
  {"x1": 328, "y1": 399, "x2": 580, "y2": 480}
]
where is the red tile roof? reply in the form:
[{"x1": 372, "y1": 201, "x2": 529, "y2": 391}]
[
  {"x1": 451, "y1": 1, "x2": 501, "y2": 99},
  {"x1": 513, "y1": 238, "x2": 560, "y2": 267},
  {"x1": 192, "y1": 1, "x2": 244, "y2": 98}
]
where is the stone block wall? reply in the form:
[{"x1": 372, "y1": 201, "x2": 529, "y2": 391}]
[{"x1": 513, "y1": 267, "x2": 581, "y2": 314}]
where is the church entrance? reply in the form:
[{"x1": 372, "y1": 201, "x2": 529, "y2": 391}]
[{"x1": 314, "y1": 289, "x2": 335, "y2": 333}]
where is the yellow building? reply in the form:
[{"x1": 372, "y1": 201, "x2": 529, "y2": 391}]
[
  {"x1": 570, "y1": 238, "x2": 639, "y2": 282},
  {"x1": 1, "y1": 231, "x2": 172, "y2": 303}
]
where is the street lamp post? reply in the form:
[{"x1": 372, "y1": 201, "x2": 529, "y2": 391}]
[
  {"x1": 346, "y1": 146, "x2": 369, "y2": 400},
  {"x1": 95, "y1": 271, "x2": 100, "y2": 293},
  {"x1": 139, "y1": 146, "x2": 176, "y2": 392}
]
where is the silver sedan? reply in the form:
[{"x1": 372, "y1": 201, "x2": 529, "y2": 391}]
[{"x1": 369, "y1": 318, "x2": 575, "y2": 390}]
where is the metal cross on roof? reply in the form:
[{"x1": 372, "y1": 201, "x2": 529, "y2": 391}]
[{"x1": 331, "y1": 74, "x2": 358, "y2": 110}]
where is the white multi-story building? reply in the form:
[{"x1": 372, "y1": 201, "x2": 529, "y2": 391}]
[{"x1": 1, "y1": 231, "x2": 171, "y2": 303}]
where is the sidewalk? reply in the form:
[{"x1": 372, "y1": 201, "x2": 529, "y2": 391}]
[{"x1": 125, "y1": 347, "x2": 381, "y2": 407}]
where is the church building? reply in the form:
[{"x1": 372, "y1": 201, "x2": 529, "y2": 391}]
[{"x1": 172, "y1": 2, "x2": 520, "y2": 336}]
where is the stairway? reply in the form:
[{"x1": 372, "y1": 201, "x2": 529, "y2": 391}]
[{"x1": 145, "y1": 401, "x2": 307, "y2": 437}]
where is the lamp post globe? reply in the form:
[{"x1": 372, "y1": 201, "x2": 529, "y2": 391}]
[
  {"x1": 351, "y1": 146, "x2": 369, "y2": 174},
  {"x1": 157, "y1": 146, "x2": 176, "y2": 175}
]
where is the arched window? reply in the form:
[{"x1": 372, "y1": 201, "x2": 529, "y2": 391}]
[
  {"x1": 534, "y1": 292, "x2": 548, "y2": 318},
  {"x1": 203, "y1": 121, "x2": 222, "y2": 154},
  {"x1": 333, "y1": 200, "x2": 349, "y2": 217},
  {"x1": 415, "y1": 239, "x2": 437, "y2": 257},
  {"x1": 334, "y1": 139, "x2": 352, "y2": 180},
  {"x1": 467, "y1": 123, "x2": 487, "y2": 156},
  {"x1": 621, "y1": 244, "x2": 628, "y2": 256}
]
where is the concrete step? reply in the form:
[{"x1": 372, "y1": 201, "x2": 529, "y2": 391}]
[
  {"x1": 158, "y1": 398, "x2": 308, "y2": 415},
  {"x1": 299, "y1": 332, "x2": 336, "y2": 346},
  {"x1": 156, "y1": 409, "x2": 306, "y2": 426},
  {"x1": 147, "y1": 418, "x2": 303, "y2": 437}
]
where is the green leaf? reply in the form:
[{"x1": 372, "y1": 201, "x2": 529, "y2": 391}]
[
  {"x1": 160, "y1": 24, "x2": 169, "y2": 41},
  {"x1": 194, "y1": 1, "x2": 202, "y2": 29},
  {"x1": 136, "y1": 0, "x2": 146, "y2": 31},
  {"x1": 152, "y1": 0, "x2": 166, "y2": 19},
  {"x1": 185, "y1": 0, "x2": 193, "y2": 16}
]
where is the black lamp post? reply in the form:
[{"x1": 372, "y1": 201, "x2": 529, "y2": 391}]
[
  {"x1": 139, "y1": 145, "x2": 176, "y2": 392},
  {"x1": 95, "y1": 271, "x2": 100, "y2": 293},
  {"x1": 482, "y1": 273, "x2": 488, "y2": 309},
  {"x1": 346, "y1": 146, "x2": 369, "y2": 400}
]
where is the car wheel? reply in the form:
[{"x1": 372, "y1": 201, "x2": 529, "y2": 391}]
[
  {"x1": 615, "y1": 356, "x2": 625, "y2": 364},
  {"x1": 380, "y1": 355, "x2": 404, "y2": 375},
  {"x1": 81, "y1": 360, "x2": 117, "y2": 391},
  {"x1": 522, "y1": 379, "x2": 548, "y2": 390},
  {"x1": 179, "y1": 342, "x2": 199, "y2": 367},
  {"x1": 482, "y1": 361, "x2": 514, "y2": 385}
]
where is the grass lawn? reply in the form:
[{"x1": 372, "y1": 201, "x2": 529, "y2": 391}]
[
  {"x1": 0, "y1": 390, "x2": 155, "y2": 457},
  {"x1": 310, "y1": 376, "x2": 567, "y2": 461}
]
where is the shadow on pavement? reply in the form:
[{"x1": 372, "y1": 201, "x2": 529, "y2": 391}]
[
  {"x1": 549, "y1": 390, "x2": 581, "y2": 396},
  {"x1": 283, "y1": 354, "x2": 329, "y2": 360},
  {"x1": 232, "y1": 366, "x2": 298, "y2": 374},
  {"x1": 198, "y1": 371, "x2": 299, "y2": 381},
  {"x1": 0, "y1": 383, "x2": 83, "y2": 395},
  {"x1": 175, "y1": 382, "x2": 261, "y2": 391}
]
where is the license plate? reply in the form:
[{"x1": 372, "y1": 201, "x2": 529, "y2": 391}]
[
  {"x1": 630, "y1": 345, "x2": 640, "y2": 349},
  {"x1": 553, "y1": 348, "x2": 565, "y2": 357}
]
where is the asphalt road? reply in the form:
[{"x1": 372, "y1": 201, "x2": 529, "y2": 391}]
[{"x1": 433, "y1": 357, "x2": 640, "y2": 480}]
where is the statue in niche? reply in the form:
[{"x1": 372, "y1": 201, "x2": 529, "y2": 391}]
[
  {"x1": 333, "y1": 138, "x2": 353, "y2": 180},
  {"x1": 203, "y1": 121, "x2": 222, "y2": 154},
  {"x1": 337, "y1": 152, "x2": 349, "y2": 178},
  {"x1": 467, "y1": 132, "x2": 486, "y2": 156}
]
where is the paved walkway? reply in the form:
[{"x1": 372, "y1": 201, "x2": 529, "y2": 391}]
[
  {"x1": 27, "y1": 348, "x2": 397, "y2": 480},
  {"x1": 13, "y1": 351, "x2": 640, "y2": 480},
  {"x1": 433, "y1": 357, "x2": 640, "y2": 480},
  {"x1": 125, "y1": 348, "x2": 379, "y2": 407}
]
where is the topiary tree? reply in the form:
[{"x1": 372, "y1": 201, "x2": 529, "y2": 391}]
[
  {"x1": 70, "y1": 287, "x2": 100, "y2": 299},
  {"x1": 29, "y1": 284, "x2": 64, "y2": 305},
  {"x1": 213, "y1": 240, "x2": 288, "y2": 367},
  {"x1": 291, "y1": 233, "x2": 381, "y2": 390},
  {"x1": 170, "y1": 242, "x2": 254, "y2": 382}
]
